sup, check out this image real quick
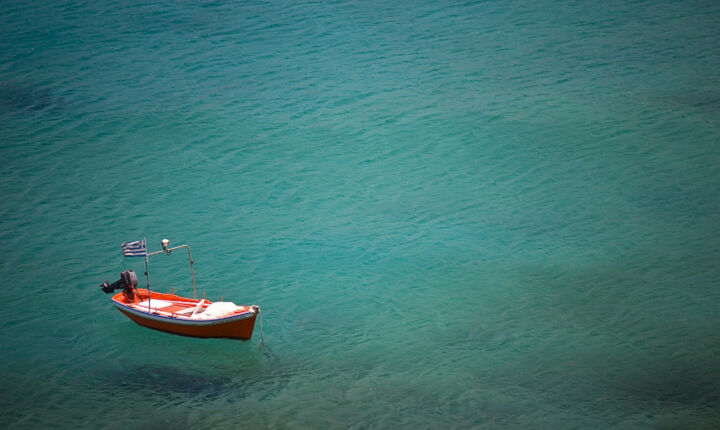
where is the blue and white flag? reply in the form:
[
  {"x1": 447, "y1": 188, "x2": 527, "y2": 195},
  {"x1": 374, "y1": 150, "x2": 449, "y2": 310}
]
[{"x1": 122, "y1": 239, "x2": 147, "y2": 257}]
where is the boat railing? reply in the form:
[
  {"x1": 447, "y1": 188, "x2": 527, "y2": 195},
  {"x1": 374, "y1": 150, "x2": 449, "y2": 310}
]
[{"x1": 144, "y1": 239, "x2": 198, "y2": 300}]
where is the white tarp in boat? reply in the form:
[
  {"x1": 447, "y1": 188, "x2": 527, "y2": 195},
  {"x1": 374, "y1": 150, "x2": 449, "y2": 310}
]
[{"x1": 192, "y1": 302, "x2": 243, "y2": 319}]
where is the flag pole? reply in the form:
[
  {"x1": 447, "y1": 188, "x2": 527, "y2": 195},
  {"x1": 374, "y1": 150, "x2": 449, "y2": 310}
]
[{"x1": 144, "y1": 238, "x2": 151, "y2": 311}]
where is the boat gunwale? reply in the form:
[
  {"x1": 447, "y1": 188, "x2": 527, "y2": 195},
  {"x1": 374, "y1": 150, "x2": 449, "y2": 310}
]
[{"x1": 111, "y1": 297, "x2": 257, "y2": 327}]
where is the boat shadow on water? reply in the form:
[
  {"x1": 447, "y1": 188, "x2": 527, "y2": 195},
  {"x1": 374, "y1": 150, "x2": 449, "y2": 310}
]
[
  {"x1": 0, "y1": 81, "x2": 63, "y2": 114},
  {"x1": 105, "y1": 364, "x2": 234, "y2": 399},
  {"x1": 99, "y1": 342, "x2": 287, "y2": 401}
]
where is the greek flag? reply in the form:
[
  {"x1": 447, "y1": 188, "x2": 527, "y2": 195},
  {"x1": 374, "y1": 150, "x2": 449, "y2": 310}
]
[{"x1": 122, "y1": 239, "x2": 147, "y2": 257}]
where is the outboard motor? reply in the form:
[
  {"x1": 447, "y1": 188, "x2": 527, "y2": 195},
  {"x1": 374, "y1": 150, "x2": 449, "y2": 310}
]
[{"x1": 100, "y1": 270, "x2": 139, "y2": 300}]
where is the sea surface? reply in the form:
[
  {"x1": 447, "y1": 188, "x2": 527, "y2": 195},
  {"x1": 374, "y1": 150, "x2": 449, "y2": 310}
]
[{"x1": 1, "y1": 0, "x2": 719, "y2": 428}]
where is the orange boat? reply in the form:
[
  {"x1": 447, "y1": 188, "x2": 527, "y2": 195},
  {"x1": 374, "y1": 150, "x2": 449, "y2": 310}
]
[{"x1": 100, "y1": 239, "x2": 260, "y2": 340}]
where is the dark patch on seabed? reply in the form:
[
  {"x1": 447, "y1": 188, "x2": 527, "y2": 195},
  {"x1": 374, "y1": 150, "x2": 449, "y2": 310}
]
[
  {"x1": 0, "y1": 81, "x2": 59, "y2": 113},
  {"x1": 105, "y1": 364, "x2": 231, "y2": 399},
  {"x1": 611, "y1": 360, "x2": 719, "y2": 406},
  {"x1": 101, "y1": 349, "x2": 295, "y2": 401}
]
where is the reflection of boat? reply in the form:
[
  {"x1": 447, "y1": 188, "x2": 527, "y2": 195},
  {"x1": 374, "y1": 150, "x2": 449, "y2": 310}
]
[{"x1": 100, "y1": 239, "x2": 259, "y2": 340}]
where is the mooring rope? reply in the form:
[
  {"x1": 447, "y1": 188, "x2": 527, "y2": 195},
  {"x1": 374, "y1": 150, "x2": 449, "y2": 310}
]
[{"x1": 258, "y1": 306, "x2": 265, "y2": 343}]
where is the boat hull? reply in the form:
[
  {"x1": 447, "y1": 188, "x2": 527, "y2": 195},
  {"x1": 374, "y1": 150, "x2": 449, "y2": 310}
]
[{"x1": 111, "y1": 290, "x2": 258, "y2": 340}]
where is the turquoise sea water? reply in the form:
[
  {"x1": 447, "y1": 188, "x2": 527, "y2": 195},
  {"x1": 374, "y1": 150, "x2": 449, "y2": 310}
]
[{"x1": 1, "y1": 0, "x2": 719, "y2": 427}]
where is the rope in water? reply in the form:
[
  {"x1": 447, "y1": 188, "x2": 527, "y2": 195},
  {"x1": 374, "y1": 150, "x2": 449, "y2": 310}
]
[{"x1": 258, "y1": 306, "x2": 264, "y2": 343}]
